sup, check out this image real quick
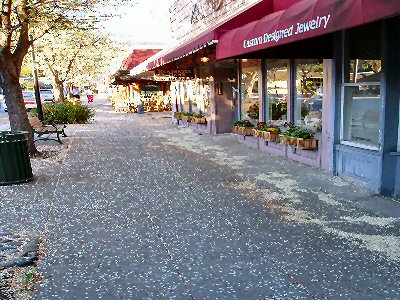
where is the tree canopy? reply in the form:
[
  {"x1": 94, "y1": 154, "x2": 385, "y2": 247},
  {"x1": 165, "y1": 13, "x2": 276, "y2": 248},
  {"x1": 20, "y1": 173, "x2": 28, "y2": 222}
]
[
  {"x1": 0, "y1": 0, "x2": 129, "y2": 155},
  {"x1": 35, "y1": 28, "x2": 123, "y2": 101}
]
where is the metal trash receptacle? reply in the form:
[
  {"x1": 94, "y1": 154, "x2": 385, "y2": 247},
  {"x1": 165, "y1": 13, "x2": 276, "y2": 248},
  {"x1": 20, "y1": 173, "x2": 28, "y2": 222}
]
[{"x1": 0, "y1": 131, "x2": 33, "y2": 185}]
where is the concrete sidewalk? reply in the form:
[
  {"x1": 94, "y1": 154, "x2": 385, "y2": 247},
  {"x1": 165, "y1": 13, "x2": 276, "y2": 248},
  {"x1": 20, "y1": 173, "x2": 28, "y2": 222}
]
[{"x1": 0, "y1": 99, "x2": 399, "y2": 299}]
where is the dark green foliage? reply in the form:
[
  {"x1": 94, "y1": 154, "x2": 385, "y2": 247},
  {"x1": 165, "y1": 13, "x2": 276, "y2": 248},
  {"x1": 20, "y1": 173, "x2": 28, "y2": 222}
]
[
  {"x1": 32, "y1": 102, "x2": 95, "y2": 124},
  {"x1": 193, "y1": 113, "x2": 204, "y2": 118},
  {"x1": 232, "y1": 120, "x2": 254, "y2": 128},
  {"x1": 282, "y1": 127, "x2": 314, "y2": 139}
]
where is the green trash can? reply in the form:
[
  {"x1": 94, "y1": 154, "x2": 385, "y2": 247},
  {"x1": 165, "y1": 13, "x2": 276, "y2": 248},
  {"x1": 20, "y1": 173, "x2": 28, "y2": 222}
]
[{"x1": 0, "y1": 131, "x2": 33, "y2": 185}]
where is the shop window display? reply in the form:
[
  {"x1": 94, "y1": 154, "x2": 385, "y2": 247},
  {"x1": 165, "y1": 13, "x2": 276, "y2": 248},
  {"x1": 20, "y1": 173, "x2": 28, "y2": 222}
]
[
  {"x1": 341, "y1": 59, "x2": 382, "y2": 149},
  {"x1": 294, "y1": 60, "x2": 324, "y2": 131},
  {"x1": 240, "y1": 59, "x2": 259, "y2": 122},
  {"x1": 266, "y1": 60, "x2": 288, "y2": 121}
]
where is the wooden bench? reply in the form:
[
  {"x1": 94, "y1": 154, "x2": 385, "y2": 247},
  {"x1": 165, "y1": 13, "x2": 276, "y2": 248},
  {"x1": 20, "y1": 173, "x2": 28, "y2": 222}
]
[{"x1": 29, "y1": 117, "x2": 67, "y2": 144}]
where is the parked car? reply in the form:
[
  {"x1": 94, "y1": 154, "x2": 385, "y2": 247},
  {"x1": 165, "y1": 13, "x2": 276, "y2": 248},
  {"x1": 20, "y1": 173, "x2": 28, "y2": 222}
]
[
  {"x1": 23, "y1": 91, "x2": 37, "y2": 109},
  {"x1": 40, "y1": 89, "x2": 54, "y2": 103}
]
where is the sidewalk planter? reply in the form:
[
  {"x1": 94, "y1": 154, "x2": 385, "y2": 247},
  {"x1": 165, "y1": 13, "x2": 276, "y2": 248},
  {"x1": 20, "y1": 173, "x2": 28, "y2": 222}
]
[
  {"x1": 233, "y1": 126, "x2": 239, "y2": 133},
  {"x1": 238, "y1": 127, "x2": 254, "y2": 136},
  {"x1": 174, "y1": 112, "x2": 182, "y2": 120},
  {"x1": 297, "y1": 138, "x2": 318, "y2": 150},
  {"x1": 181, "y1": 115, "x2": 192, "y2": 122},
  {"x1": 262, "y1": 131, "x2": 280, "y2": 142},
  {"x1": 0, "y1": 131, "x2": 33, "y2": 185},
  {"x1": 287, "y1": 137, "x2": 297, "y2": 147},
  {"x1": 279, "y1": 135, "x2": 297, "y2": 147},
  {"x1": 194, "y1": 117, "x2": 207, "y2": 124},
  {"x1": 252, "y1": 129, "x2": 263, "y2": 138}
]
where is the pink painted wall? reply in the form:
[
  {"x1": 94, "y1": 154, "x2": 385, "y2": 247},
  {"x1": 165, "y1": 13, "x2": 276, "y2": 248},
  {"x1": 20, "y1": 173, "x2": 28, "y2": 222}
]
[{"x1": 273, "y1": 0, "x2": 302, "y2": 12}]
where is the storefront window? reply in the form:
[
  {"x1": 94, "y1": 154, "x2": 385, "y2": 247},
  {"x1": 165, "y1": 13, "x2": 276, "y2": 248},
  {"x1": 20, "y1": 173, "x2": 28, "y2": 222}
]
[
  {"x1": 294, "y1": 60, "x2": 323, "y2": 131},
  {"x1": 240, "y1": 59, "x2": 259, "y2": 122},
  {"x1": 341, "y1": 59, "x2": 382, "y2": 149},
  {"x1": 266, "y1": 60, "x2": 288, "y2": 121}
]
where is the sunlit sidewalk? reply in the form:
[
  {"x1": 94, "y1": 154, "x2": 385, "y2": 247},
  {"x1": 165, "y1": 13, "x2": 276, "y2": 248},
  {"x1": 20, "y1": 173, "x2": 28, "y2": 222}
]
[{"x1": 0, "y1": 98, "x2": 399, "y2": 299}]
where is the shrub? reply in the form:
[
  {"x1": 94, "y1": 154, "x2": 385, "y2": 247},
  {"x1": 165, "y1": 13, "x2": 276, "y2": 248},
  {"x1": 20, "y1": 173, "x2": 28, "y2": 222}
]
[{"x1": 32, "y1": 102, "x2": 95, "y2": 124}]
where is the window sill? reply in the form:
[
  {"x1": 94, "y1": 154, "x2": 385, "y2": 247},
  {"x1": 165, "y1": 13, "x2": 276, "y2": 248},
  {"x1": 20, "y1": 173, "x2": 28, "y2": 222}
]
[{"x1": 335, "y1": 144, "x2": 380, "y2": 156}]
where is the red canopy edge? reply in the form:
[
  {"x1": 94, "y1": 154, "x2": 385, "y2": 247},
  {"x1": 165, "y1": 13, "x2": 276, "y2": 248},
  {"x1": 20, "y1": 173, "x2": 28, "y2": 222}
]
[
  {"x1": 146, "y1": 31, "x2": 220, "y2": 70},
  {"x1": 123, "y1": 49, "x2": 162, "y2": 70},
  {"x1": 216, "y1": 0, "x2": 400, "y2": 60}
]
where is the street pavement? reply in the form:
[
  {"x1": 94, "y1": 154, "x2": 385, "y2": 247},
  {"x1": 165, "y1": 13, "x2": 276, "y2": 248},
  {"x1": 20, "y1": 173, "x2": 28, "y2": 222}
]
[{"x1": 0, "y1": 98, "x2": 399, "y2": 299}]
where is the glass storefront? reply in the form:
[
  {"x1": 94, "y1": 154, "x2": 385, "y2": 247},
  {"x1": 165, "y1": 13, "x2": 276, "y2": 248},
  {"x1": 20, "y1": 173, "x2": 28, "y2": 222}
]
[
  {"x1": 240, "y1": 59, "x2": 260, "y2": 122},
  {"x1": 294, "y1": 60, "x2": 324, "y2": 131},
  {"x1": 266, "y1": 60, "x2": 288, "y2": 121},
  {"x1": 341, "y1": 59, "x2": 382, "y2": 149}
]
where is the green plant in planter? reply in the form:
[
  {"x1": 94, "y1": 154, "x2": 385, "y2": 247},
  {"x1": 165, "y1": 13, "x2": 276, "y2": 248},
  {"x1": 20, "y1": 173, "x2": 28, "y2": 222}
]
[
  {"x1": 239, "y1": 120, "x2": 254, "y2": 128},
  {"x1": 282, "y1": 127, "x2": 298, "y2": 137},
  {"x1": 193, "y1": 113, "x2": 204, "y2": 118},
  {"x1": 282, "y1": 127, "x2": 314, "y2": 139}
]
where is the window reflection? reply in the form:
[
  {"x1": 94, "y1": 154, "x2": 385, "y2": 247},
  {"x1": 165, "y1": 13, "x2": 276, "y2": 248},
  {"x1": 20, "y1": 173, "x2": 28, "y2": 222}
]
[
  {"x1": 295, "y1": 60, "x2": 324, "y2": 131},
  {"x1": 342, "y1": 58, "x2": 382, "y2": 149},
  {"x1": 241, "y1": 59, "x2": 259, "y2": 122},
  {"x1": 342, "y1": 85, "x2": 381, "y2": 147},
  {"x1": 348, "y1": 60, "x2": 381, "y2": 83},
  {"x1": 266, "y1": 60, "x2": 288, "y2": 121}
]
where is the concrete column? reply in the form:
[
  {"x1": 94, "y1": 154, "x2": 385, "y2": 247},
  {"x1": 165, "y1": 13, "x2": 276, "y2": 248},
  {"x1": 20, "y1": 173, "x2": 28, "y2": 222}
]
[
  {"x1": 258, "y1": 59, "x2": 265, "y2": 122},
  {"x1": 381, "y1": 17, "x2": 400, "y2": 195},
  {"x1": 321, "y1": 59, "x2": 335, "y2": 171}
]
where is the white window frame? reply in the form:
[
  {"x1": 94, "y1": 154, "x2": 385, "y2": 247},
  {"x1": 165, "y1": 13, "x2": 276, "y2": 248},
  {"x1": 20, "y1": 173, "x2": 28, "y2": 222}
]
[{"x1": 340, "y1": 82, "x2": 382, "y2": 151}]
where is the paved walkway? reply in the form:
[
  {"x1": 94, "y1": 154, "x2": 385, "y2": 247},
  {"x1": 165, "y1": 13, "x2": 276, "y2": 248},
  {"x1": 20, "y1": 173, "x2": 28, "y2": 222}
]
[{"x1": 0, "y1": 99, "x2": 399, "y2": 299}]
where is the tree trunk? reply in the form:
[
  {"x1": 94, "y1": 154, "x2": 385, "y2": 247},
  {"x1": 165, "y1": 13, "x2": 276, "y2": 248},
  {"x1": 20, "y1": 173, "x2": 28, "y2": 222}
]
[
  {"x1": 52, "y1": 77, "x2": 65, "y2": 102},
  {"x1": 2, "y1": 71, "x2": 38, "y2": 155},
  {"x1": 47, "y1": 62, "x2": 65, "y2": 102},
  {"x1": 66, "y1": 82, "x2": 73, "y2": 98}
]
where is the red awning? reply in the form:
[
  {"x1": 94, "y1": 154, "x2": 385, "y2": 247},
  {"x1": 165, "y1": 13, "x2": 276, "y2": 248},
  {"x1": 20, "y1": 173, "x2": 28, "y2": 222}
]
[
  {"x1": 217, "y1": 0, "x2": 400, "y2": 59},
  {"x1": 123, "y1": 49, "x2": 161, "y2": 70},
  {"x1": 146, "y1": 0, "x2": 275, "y2": 70},
  {"x1": 147, "y1": 31, "x2": 219, "y2": 70}
]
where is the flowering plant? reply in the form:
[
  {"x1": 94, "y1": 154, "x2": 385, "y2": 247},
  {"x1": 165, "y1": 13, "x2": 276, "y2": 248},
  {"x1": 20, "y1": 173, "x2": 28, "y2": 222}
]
[
  {"x1": 282, "y1": 127, "x2": 314, "y2": 139},
  {"x1": 265, "y1": 126, "x2": 280, "y2": 132},
  {"x1": 233, "y1": 120, "x2": 254, "y2": 128}
]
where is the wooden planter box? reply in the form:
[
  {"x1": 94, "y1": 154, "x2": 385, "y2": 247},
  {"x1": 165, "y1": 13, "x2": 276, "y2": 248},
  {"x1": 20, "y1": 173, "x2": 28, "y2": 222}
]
[
  {"x1": 252, "y1": 129, "x2": 263, "y2": 138},
  {"x1": 233, "y1": 126, "x2": 239, "y2": 133},
  {"x1": 181, "y1": 116, "x2": 192, "y2": 122},
  {"x1": 279, "y1": 135, "x2": 289, "y2": 145},
  {"x1": 297, "y1": 138, "x2": 318, "y2": 150},
  {"x1": 262, "y1": 131, "x2": 280, "y2": 142},
  {"x1": 279, "y1": 135, "x2": 297, "y2": 146},
  {"x1": 194, "y1": 117, "x2": 207, "y2": 124},
  {"x1": 238, "y1": 127, "x2": 254, "y2": 136},
  {"x1": 287, "y1": 137, "x2": 297, "y2": 146}
]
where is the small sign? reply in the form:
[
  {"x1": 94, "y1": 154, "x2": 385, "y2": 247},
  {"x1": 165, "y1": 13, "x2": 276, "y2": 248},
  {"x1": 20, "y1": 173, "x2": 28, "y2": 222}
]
[{"x1": 155, "y1": 69, "x2": 195, "y2": 79}]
